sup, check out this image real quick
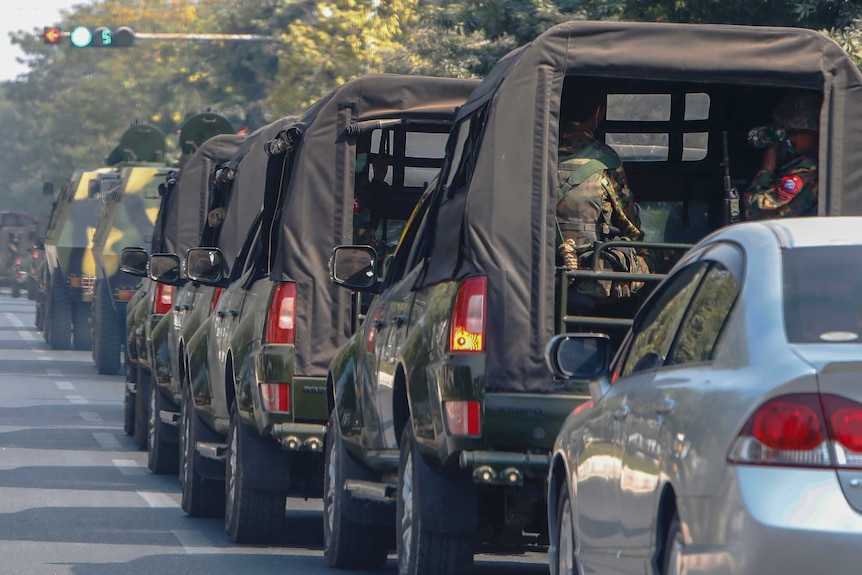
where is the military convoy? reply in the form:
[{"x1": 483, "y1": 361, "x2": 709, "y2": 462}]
[{"x1": 27, "y1": 19, "x2": 862, "y2": 575}]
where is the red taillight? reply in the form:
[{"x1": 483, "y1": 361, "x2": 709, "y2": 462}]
[
  {"x1": 32, "y1": 251, "x2": 39, "y2": 260},
  {"x1": 444, "y1": 400, "x2": 482, "y2": 437},
  {"x1": 153, "y1": 283, "x2": 174, "y2": 315},
  {"x1": 449, "y1": 277, "x2": 486, "y2": 353},
  {"x1": 265, "y1": 282, "x2": 296, "y2": 344},
  {"x1": 728, "y1": 393, "x2": 862, "y2": 469},
  {"x1": 210, "y1": 287, "x2": 224, "y2": 314},
  {"x1": 14, "y1": 258, "x2": 20, "y2": 266},
  {"x1": 260, "y1": 383, "x2": 290, "y2": 412}
]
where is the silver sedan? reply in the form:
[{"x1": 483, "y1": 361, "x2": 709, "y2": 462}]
[{"x1": 546, "y1": 216, "x2": 862, "y2": 575}]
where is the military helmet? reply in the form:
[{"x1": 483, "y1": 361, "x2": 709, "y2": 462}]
[{"x1": 772, "y1": 91, "x2": 821, "y2": 132}]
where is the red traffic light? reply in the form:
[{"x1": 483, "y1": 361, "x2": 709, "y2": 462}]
[{"x1": 43, "y1": 26, "x2": 62, "y2": 45}]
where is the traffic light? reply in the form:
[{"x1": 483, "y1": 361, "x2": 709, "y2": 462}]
[
  {"x1": 69, "y1": 25, "x2": 135, "y2": 48},
  {"x1": 43, "y1": 26, "x2": 62, "y2": 45}
]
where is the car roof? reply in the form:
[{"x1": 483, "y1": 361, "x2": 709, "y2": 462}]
[{"x1": 759, "y1": 217, "x2": 862, "y2": 249}]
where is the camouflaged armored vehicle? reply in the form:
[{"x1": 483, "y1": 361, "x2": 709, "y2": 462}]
[{"x1": 0, "y1": 211, "x2": 38, "y2": 299}]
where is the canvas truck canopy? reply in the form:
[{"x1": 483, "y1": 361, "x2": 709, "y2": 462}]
[
  {"x1": 419, "y1": 20, "x2": 862, "y2": 392},
  {"x1": 150, "y1": 133, "x2": 246, "y2": 255},
  {"x1": 211, "y1": 116, "x2": 297, "y2": 277},
  {"x1": 270, "y1": 73, "x2": 480, "y2": 377}
]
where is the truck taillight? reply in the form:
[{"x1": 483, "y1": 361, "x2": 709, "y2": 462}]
[
  {"x1": 444, "y1": 400, "x2": 482, "y2": 437},
  {"x1": 728, "y1": 393, "x2": 862, "y2": 469},
  {"x1": 153, "y1": 283, "x2": 174, "y2": 315},
  {"x1": 449, "y1": 277, "x2": 486, "y2": 353},
  {"x1": 260, "y1": 383, "x2": 290, "y2": 412},
  {"x1": 265, "y1": 282, "x2": 296, "y2": 344},
  {"x1": 210, "y1": 287, "x2": 224, "y2": 314}
]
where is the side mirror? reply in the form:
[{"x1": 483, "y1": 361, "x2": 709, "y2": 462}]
[
  {"x1": 544, "y1": 333, "x2": 612, "y2": 401},
  {"x1": 42, "y1": 182, "x2": 54, "y2": 196},
  {"x1": 186, "y1": 247, "x2": 225, "y2": 285},
  {"x1": 148, "y1": 253, "x2": 183, "y2": 285},
  {"x1": 120, "y1": 247, "x2": 148, "y2": 277},
  {"x1": 330, "y1": 245, "x2": 379, "y2": 291}
]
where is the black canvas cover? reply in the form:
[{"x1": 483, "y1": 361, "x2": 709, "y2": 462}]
[
  {"x1": 417, "y1": 21, "x2": 862, "y2": 392},
  {"x1": 151, "y1": 134, "x2": 245, "y2": 255},
  {"x1": 271, "y1": 74, "x2": 480, "y2": 377}
]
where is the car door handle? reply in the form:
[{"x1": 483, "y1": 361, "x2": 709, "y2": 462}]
[
  {"x1": 393, "y1": 315, "x2": 408, "y2": 326},
  {"x1": 614, "y1": 404, "x2": 630, "y2": 420},
  {"x1": 229, "y1": 309, "x2": 239, "y2": 317},
  {"x1": 216, "y1": 310, "x2": 227, "y2": 318},
  {"x1": 374, "y1": 319, "x2": 388, "y2": 328},
  {"x1": 654, "y1": 399, "x2": 675, "y2": 415},
  {"x1": 181, "y1": 304, "x2": 190, "y2": 311}
]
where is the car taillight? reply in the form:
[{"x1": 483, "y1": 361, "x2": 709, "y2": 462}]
[
  {"x1": 449, "y1": 277, "x2": 486, "y2": 353},
  {"x1": 728, "y1": 393, "x2": 862, "y2": 469},
  {"x1": 444, "y1": 400, "x2": 482, "y2": 437},
  {"x1": 210, "y1": 287, "x2": 224, "y2": 314},
  {"x1": 153, "y1": 283, "x2": 174, "y2": 315},
  {"x1": 32, "y1": 251, "x2": 39, "y2": 260},
  {"x1": 265, "y1": 282, "x2": 296, "y2": 344},
  {"x1": 260, "y1": 383, "x2": 290, "y2": 412}
]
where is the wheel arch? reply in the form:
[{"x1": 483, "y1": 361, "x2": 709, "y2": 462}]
[
  {"x1": 652, "y1": 482, "x2": 679, "y2": 575},
  {"x1": 548, "y1": 453, "x2": 570, "y2": 554},
  {"x1": 224, "y1": 350, "x2": 237, "y2": 411},
  {"x1": 392, "y1": 361, "x2": 410, "y2": 447}
]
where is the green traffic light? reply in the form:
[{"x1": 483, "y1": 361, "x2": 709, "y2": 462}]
[{"x1": 69, "y1": 26, "x2": 93, "y2": 48}]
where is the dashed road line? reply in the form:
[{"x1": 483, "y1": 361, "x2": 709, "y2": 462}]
[
  {"x1": 172, "y1": 529, "x2": 218, "y2": 554},
  {"x1": 112, "y1": 459, "x2": 147, "y2": 476},
  {"x1": 66, "y1": 395, "x2": 88, "y2": 405},
  {"x1": 137, "y1": 491, "x2": 178, "y2": 508},
  {"x1": 79, "y1": 411, "x2": 103, "y2": 423},
  {"x1": 56, "y1": 381, "x2": 75, "y2": 390},
  {"x1": 92, "y1": 432, "x2": 121, "y2": 449},
  {"x1": 46, "y1": 369, "x2": 63, "y2": 377}
]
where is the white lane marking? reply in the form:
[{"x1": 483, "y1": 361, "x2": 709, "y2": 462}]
[
  {"x1": 56, "y1": 381, "x2": 75, "y2": 390},
  {"x1": 172, "y1": 529, "x2": 218, "y2": 554},
  {"x1": 46, "y1": 369, "x2": 63, "y2": 377},
  {"x1": 79, "y1": 411, "x2": 103, "y2": 423},
  {"x1": 92, "y1": 432, "x2": 122, "y2": 449},
  {"x1": 112, "y1": 459, "x2": 147, "y2": 475},
  {"x1": 4, "y1": 312, "x2": 37, "y2": 342},
  {"x1": 66, "y1": 395, "x2": 88, "y2": 405},
  {"x1": 137, "y1": 491, "x2": 178, "y2": 508}
]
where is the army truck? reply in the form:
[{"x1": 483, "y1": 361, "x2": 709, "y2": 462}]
[
  {"x1": 0, "y1": 211, "x2": 38, "y2": 298},
  {"x1": 324, "y1": 22, "x2": 862, "y2": 574},
  {"x1": 37, "y1": 170, "x2": 111, "y2": 349},
  {"x1": 90, "y1": 122, "x2": 172, "y2": 375},
  {"x1": 180, "y1": 74, "x2": 478, "y2": 543},
  {"x1": 120, "y1": 112, "x2": 236, "y2": 454}
]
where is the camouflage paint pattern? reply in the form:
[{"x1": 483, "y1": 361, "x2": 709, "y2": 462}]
[{"x1": 744, "y1": 151, "x2": 817, "y2": 220}]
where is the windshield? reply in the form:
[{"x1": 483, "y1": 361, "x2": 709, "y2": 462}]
[{"x1": 783, "y1": 246, "x2": 862, "y2": 343}]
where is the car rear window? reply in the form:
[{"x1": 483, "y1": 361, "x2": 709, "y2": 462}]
[{"x1": 783, "y1": 246, "x2": 862, "y2": 343}]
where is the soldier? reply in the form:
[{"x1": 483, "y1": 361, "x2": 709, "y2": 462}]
[
  {"x1": 744, "y1": 90, "x2": 821, "y2": 220},
  {"x1": 556, "y1": 84, "x2": 648, "y2": 308}
]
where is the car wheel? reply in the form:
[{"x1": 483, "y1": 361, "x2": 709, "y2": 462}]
[
  {"x1": 47, "y1": 271, "x2": 71, "y2": 350},
  {"x1": 180, "y1": 382, "x2": 225, "y2": 517},
  {"x1": 397, "y1": 422, "x2": 473, "y2": 575},
  {"x1": 554, "y1": 485, "x2": 577, "y2": 575},
  {"x1": 224, "y1": 402, "x2": 285, "y2": 543},
  {"x1": 147, "y1": 381, "x2": 179, "y2": 474},
  {"x1": 94, "y1": 281, "x2": 122, "y2": 375},
  {"x1": 132, "y1": 366, "x2": 150, "y2": 450},
  {"x1": 72, "y1": 302, "x2": 92, "y2": 350},
  {"x1": 11, "y1": 282, "x2": 20, "y2": 298},
  {"x1": 323, "y1": 410, "x2": 390, "y2": 568},
  {"x1": 661, "y1": 512, "x2": 683, "y2": 575},
  {"x1": 122, "y1": 364, "x2": 136, "y2": 437}
]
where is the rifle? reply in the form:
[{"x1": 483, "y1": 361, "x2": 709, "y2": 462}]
[{"x1": 722, "y1": 131, "x2": 741, "y2": 225}]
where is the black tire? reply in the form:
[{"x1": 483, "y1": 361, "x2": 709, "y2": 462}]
[
  {"x1": 94, "y1": 281, "x2": 122, "y2": 375},
  {"x1": 72, "y1": 302, "x2": 92, "y2": 351},
  {"x1": 47, "y1": 272, "x2": 72, "y2": 350},
  {"x1": 27, "y1": 277, "x2": 36, "y2": 300},
  {"x1": 147, "y1": 381, "x2": 179, "y2": 474},
  {"x1": 661, "y1": 512, "x2": 683, "y2": 575},
  {"x1": 323, "y1": 411, "x2": 390, "y2": 568},
  {"x1": 123, "y1": 362, "x2": 136, "y2": 436},
  {"x1": 133, "y1": 366, "x2": 150, "y2": 451},
  {"x1": 180, "y1": 382, "x2": 225, "y2": 517},
  {"x1": 553, "y1": 485, "x2": 577, "y2": 575},
  {"x1": 397, "y1": 422, "x2": 474, "y2": 575},
  {"x1": 11, "y1": 282, "x2": 20, "y2": 298},
  {"x1": 224, "y1": 402, "x2": 286, "y2": 543}
]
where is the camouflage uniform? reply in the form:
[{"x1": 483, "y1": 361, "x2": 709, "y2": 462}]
[{"x1": 744, "y1": 91, "x2": 820, "y2": 220}]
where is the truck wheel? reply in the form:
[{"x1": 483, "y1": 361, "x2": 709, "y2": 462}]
[
  {"x1": 72, "y1": 302, "x2": 92, "y2": 350},
  {"x1": 180, "y1": 382, "x2": 225, "y2": 517},
  {"x1": 397, "y1": 422, "x2": 474, "y2": 575},
  {"x1": 94, "y1": 281, "x2": 122, "y2": 375},
  {"x1": 147, "y1": 382, "x2": 179, "y2": 474},
  {"x1": 123, "y1": 362, "x2": 136, "y2": 436},
  {"x1": 11, "y1": 282, "x2": 20, "y2": 298},
  {"x1": 224, "y1": 402, "x2": 286, "y2": 543},
  {"x1": 133, "y1": 366, "x2": 150, "y2": 450},
  {"x1": 27, "y1": 277, "x2": 36, "y2": 300},
  {"x1": 47, "y1": 272, "x2": 72, "y2": 350},
  {"x1": 323, "y1": 411, "x2": 390, "y2": 568}
]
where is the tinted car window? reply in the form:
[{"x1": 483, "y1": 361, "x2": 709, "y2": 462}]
[
  {"x1": 621, "y1": 261, "x2": 708, "y2": 377},
  {"x1": 783, "y1": 246, "x2": 862, "y2": 343}
]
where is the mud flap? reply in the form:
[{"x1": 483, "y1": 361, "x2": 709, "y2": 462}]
[{"x1": 416, "y1": 452, "x2": 478, "y2": 536}]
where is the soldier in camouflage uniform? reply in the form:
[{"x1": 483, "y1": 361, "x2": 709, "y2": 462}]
[
  {"x1": 745, "y1": 90, "x2": 821, "y2": 220},
  {"x1": 556, "y1": 87, "x2": 647, "y2": 304}
]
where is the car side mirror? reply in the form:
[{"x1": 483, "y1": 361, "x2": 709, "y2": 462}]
[
  {"x1": 148, "y1": 253, "x2": 183, "y2": 285},
  {"x1": 186, "y1": 247, "x2": 225, "y2": 285},
  {"x1": 330, "y1": 245, "x2": 379, "y2": 292},
  {"x1": 120, "y1": 247, "x2": 148, "y2": 277},
  {"x1": 545, "y1": 333, "x2": 612, "y2": 401}
]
